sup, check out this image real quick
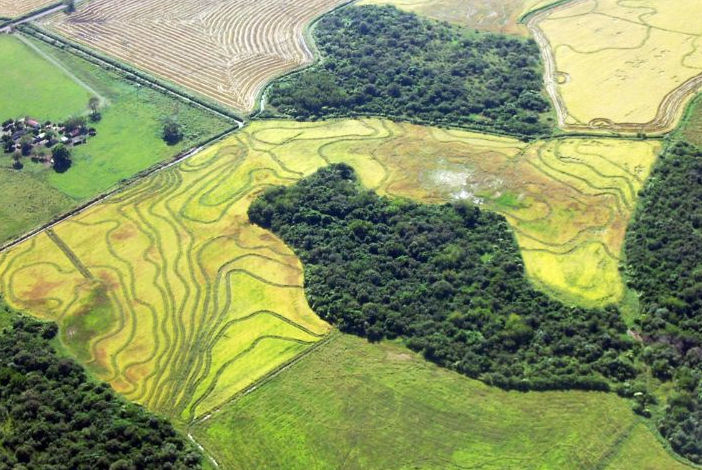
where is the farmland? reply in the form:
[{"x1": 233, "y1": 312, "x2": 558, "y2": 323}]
[
  {"x1": 0, "y1": 119, "x2": 658, "y2": 430},
  {"x1": 192, "y1": 333, "x2": 693, "y2": 470},
  {"x1": 0, "y1": 34, "x2": 231, "y2": 243},
  {"x1": 530, "y1": 0, "x2": 702, "y2": 133},
  {"x1": 0, "y1": 0, "x2": 53, "y2": 18},
  {"x1": 40, "y1": 0, "x2": 348, "y2": 113},
  {"x1": 0, "y1": 35, "x2": 91, "y2": 122},
  {"x1": 357, "y1": 0, "x2": 555, "y2": 35}
]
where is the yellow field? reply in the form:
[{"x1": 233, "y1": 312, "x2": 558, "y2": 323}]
[
  {"x1": 357, "y1": 0, "x2": 554, "y2": 35},
  {"x1": 531, "y1": 0, "x2": 702, "y2": 132},
  {"x1": 0, "y1": 0, "x2": 53, "y2": 18},
  {"x1": 40, "y1": 0, "x2": 346, "y2": 112},
  {"x1": 0, "y1": 121, "x2": 659, "y2": 421}
]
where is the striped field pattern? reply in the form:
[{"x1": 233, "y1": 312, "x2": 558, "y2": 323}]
[
  {"x1": 41, "y1": 0, "x2": 347, "y2": 112},
  {"x1": 0, "y1": 0, "x2": 54, "y2": 18}
]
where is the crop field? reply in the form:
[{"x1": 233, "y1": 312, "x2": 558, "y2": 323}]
[
  {"x1": 0, "y1": 0, "x2": 53, "y2": 18},
  {"x1": 0, "y1": 34, "x2": 230, "y2": 243},
  {"x1": 357, "y1": 0, "x2": 555, "y2": 34},
  {"x1": 41, "y1": 0, "x2": 348, "y2": 113},
  {"x1": 0, "y1": 120, "x2": 658, "y2": 426},
  {"x1": 530, "y1": 0, "x2": 702, "y2": 133},
  {"x1": 192, "y1": 333, "x2": 693, "y2": 470},
  {"x1": 681, "y1": 93, "x2": 702, "y2": 146}
]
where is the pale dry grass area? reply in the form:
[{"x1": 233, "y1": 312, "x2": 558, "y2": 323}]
[
  {"x1": 534, "y1": 0, "x2": 702, "y2": 131},
  {"x1": 0, "y1": 0, "x2": 53, "y2": 18},
  {"x1": 358, "y1": 0, "x2": 554, "y2": 34},
  {"x1": 41, "y1": 0, "x2": 347, "y2": 112}
]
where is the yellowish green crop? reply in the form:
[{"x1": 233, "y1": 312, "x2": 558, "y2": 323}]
[{"x1": 0, "y1": 119, "x2": 659, "y2": 428}]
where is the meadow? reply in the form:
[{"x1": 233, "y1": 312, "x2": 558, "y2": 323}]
[
  {"x1": 0, "y1": 34, "x2": 231, "y2": 242},
  {"x1": 40, "y1": 0, "x2": 348, "y2": 113},
  {"x1": 0, "y1": 0, "x2": 54, "y2": 18},
  {"x1": 192, "y1": 333, "x2": 693, "y2": 470},
  {"x1": 357, "y1": 0, "x2": 556, "y2": 35},
  {"x1": 531, "y1": 0, "x2": 702, "y2": 133}
]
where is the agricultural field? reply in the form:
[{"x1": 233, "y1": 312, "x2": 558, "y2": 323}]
[
  {"x1": 0, "y1": 35, "x2": 91, "y2": 122},
  {"x1": 530, "y1": 0, "x2": 702, "y2": 133},
  {"x1": 192, "y1": 333, "x2": 693, "y2": 470},
  {"x1": 0, "y1": 34, "x2": 231, "y2": 243},
  {"x1": 0, "y1": 0, "x2": 54, "y2": 18},
  {"x1": 40, "y1": 0, "x2": 348, "y2": 113},
  {"x1": 681, "y1": 93, "x2": 702, "y2": 146},
  {"x1": 357, "y1": 0, "x2": 555, "y2": 34},
  {"x1": 0, "y1": 119, "x2": 658, "y2": 432}
]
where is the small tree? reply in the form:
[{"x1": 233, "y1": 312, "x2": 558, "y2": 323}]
[
  {"x1": 1, "y1": 134, "x2": 13, "y2": 154},
  {"x1": 12, "y1": 151, "x2": 23, "y2": 170},
  {"x1": 52, "y1": 144, "x2": 72, "y2": 173},
  {"x1": 63, "y1": 0, "x2": 75, "y2": 13},
  {"x1": 162, "y1": 119, "x2": 183, "y2": 145},
  {"x1": 88, "y1": 97, "x2": 101, "y2": 122},
  {"x1": 19, "y1": 135, "x2": 33, "y2": 156},
  {"x1": 63, "y1": 116, "x2": 86, "y2": 133}
]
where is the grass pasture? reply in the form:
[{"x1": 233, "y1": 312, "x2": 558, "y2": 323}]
[
  {"x1": 40, "y1": 0, "x2": 348, "y2": 113},
  {"x1": 0, "y1": 0, "x2": 54, "y2": 18},
  {"x1": 0, "y1": 35, "x2": 90, "y2": 122},
  {"x1": 192, "y1": 333, "x2": 693, "y2": 470},
  {"x1": 531, "y1": 0, "x2": 702, "y2": 133},
  {"x1": 357, "y1": 0, "x2": 555, "y2": 34},
  {"x1": 0, "y1": 34, "x2": 230, "y2": 243}
]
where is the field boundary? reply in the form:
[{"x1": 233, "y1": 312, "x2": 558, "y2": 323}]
[
  {"x1": 17, "y1": 24, "x2": 245, "y2": 124},
  {"x1": 525, "y1": 0, "x2": 702, "y2": 135},
  {"x1": 0, "y1": 1, "x2": 62, "y2": 30},
  {"x1": 0, "y1": 124, "x2": 241, "y2": 254}
]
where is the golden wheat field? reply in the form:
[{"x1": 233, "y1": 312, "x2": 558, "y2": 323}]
[
  {"x1": 0, "y1": 121, "x2": 660, "y2": 425},
  {"x1": 40, "y1": 0, "x2": 347, "y2": 112},
  {"x1": 531, "y1": 0, "x2": 702, "y2": 132},
  {"x1": 0, "y1": 0, "x2": 54, "y2": 17},
  {"x1": 357, "y1": 0, "x2": 553, "y2": 34}
]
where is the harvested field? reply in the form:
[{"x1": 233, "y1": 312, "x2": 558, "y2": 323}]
[
  {"x1": 40, "y1": 0, "x2": 347, "y2": 113},
  {"x1": 357, "y1": 0, "x2": 555, "y2": 34},
  {"x1": 0, "y1": 0, "x2": 53, "y2": 18},
  {"x1": 530, "y1": 0, "x2": 702, "y2": 133},
  {"x1": 192, "y1": 333, "x2": 694, "y2": 470}
]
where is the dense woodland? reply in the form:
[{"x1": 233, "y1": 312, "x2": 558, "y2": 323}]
[
  {"x1": 625, "y1": 141, "x2": 702, "y2": 463},
  {"x1": 267, "y1": 6, "x2": 552, "y2": 137},
  {"x1": 249, "y1": 164, "x2": 636, "y2": 391},
  {"x1": 0, "y1": 306, "x2": 202, "y2": 470}
]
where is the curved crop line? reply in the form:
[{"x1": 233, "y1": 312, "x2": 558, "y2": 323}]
[{"x1": 187, "y1": 335, "x2": 316, "y2": 418}]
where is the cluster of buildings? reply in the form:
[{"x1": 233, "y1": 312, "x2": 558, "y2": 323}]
[{"x1": 1, "y1": 117, "x2": 97, "y2": 160}]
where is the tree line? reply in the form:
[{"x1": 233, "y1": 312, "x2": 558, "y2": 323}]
[
  {"x1": 266, "y1": 5, "x2": 552, "y2": 138},
  {"x1": 249, "y1": 164, "x2": 636, "y2": 392},
  {"x1": 625, "y1": 140, "x2": 702, "y2": 463},
  {"x1": 0, "y1": 303, "x2": 202, "y2": 470}
]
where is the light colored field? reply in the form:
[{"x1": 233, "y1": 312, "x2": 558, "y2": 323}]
[
  {"x1": 357, "y1": 0, "x2": 555, "y2": 35},
  {"x1": 193, "y1": 333, "x2": 694, "y2": 470},
  {"x1": 0, "y1": 121, "x2": 658, "y2": 422},
  {"x1": 40, "y1": 0, "x2": 347, "y2": 113},
  {"x1": 0, "y1": 0, "x2": 53, "y2": 18},
  {"x1": 530, "y1": 0, "x2": 702, "y2": 133}
]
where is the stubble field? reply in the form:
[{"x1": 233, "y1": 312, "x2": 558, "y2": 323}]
[
  {"x1": 357, "y1": 0, "x2": 555, "y2": 35},
  {"x1": 40, "y1": 0, "x2": 348, "y2": 113},
  {"x1": 531, "y1": 0, "x2": 702, "y2": 133},
  {"x1": 0, "y1": 0, "x2": 53, "y2": 18}
]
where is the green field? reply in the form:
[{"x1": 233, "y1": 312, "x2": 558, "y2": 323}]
[
  {"x1": 193, "y1": 334, "x2": 693, "y2": 470},
  {"x1": 0, "y1": 34, "x2": 231, "y2": 242},
  {"x1": 682, "y1": 93, "x2": 702, "y2": 146},
  {"x1": 0, "y1": 35, "x2": 91, "y2": 122}
]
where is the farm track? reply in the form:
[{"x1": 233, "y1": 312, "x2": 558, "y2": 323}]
[
  {"x1": 527, "y1": 0, "x2": 702, "y2": 134},
  {"x1": 39, "y1": 0, "x2": 350, "y2": 113}
]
